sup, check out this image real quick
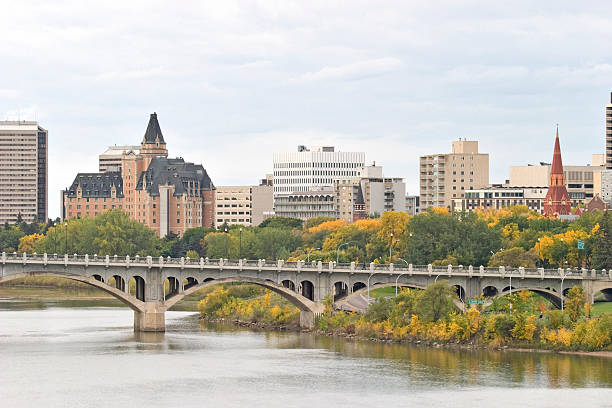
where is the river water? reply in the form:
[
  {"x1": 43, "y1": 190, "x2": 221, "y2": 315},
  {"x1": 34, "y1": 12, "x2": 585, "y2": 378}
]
[{"x1": 0, "y1": 299, "x2": 611, "y2": 408}]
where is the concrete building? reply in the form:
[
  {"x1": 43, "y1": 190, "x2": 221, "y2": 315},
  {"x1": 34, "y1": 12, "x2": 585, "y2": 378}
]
[
  {"x1": 273, "y1": 146, "x2": 365, "y2": 195},
  {"x1": 0, "y1": 121, "x2": 47, "y2": 224},
  {"x1": 274, "y1": 189, "x2": 336, "y2": 220},
  {"x1": 99, "y1": 145, "x2": 140, "y2": 172},
  {"x1": 251, "y1": 179, "x2": 274, "y2": 226},
  {"x1": 63, "y1": 113, "x2": 215, "y2": 237},
  {"x1": 509, "y1": 163, "x2": 601, "y2": 207},
  {"x1": 405, "y1": 195, "x2": 420, "y2": 216},
  {"x1": 419, "y1": 140, "x2": 489, "y2": 211},
  {"x1": 334, "y1": 165, "x2": 406, "y2": 222},
  {"x1": 453, "y1": 186, "x2": 548, "y2": 214},
  {"x1": 214, "y1": 176, "x2": 274, "y2": 227},
  {"x1": 606, "y1": 92, "x2": 612, "y2": 169},
  {"x1": 593, "y1": 169, "x2": 612, "y2": 206}
]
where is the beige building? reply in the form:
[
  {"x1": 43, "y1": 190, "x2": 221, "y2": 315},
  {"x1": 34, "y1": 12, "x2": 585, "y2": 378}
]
[
  {"x1": 334, "y1": 165, "x2": 406, "y2": 222},
  {"x1": 453, "y1": 186, "x2": 548, "y2": 214},
  {"x1": 509, "y1": 163, "x2": 602, "y2": 207},
  {"x1": 99, "y1": 145, "x2": 140, "y2": 172},
  {"x1": 214, "y1": 177, "x2": 274, "y2": 227},
  {"x1": 405, "y1": 195, "x2": 420, "y2": 216},
  {"x1": 274, "y1": 189, "x2": 336, "y2": 220},
  {"x1": 593, "y1": 169, "x2": 612, "y2": 206},
  {"x1": 606, "y1": 93, "x2": 612, "y2": 169},
  {"x1": 419, "y1": 140, "x2": 489, "y2": 210},
  {"x1": 0, "y1": 121, "x2": 47, "y2": 224}
]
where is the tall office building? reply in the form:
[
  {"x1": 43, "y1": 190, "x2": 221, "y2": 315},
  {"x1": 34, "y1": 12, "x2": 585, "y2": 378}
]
[
  {"x1": 606, "y1": 92, "x2": 612, "y2": 169},
  {"x1": 0, "y1": 121, "x2": 47, "y2": 224},
  {"x1": 273, "y1": 146, "x2": 365, "y2": 195},
  {"x1": 419, "y1": 140, "x2": 489, "y2": 211}
]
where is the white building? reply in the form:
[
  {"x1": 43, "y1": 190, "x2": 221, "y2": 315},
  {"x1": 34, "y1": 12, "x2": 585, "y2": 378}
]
[
  {"x1": 452, "y1": 186, "x2": 548, "y2": 214},
  {"x1": 273, "y1": 146, "x2": 365, "y2": 196},
  {"x1": 99, "y1": 145, "x2": 140, "y2": 173}
]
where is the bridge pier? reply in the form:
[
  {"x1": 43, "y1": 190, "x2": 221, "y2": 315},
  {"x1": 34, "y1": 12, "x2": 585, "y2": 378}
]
[
  {"x1": 134, "y1": 303, "x2": 166, "y2": 332},
  {"x1": 299, "y1": 310, "x2": 315, "y2": 330}
]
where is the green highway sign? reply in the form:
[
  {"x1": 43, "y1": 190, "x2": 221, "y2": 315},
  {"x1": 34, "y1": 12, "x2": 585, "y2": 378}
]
[
  {"x1": 577, "y1": 240, "x2": 585, "y2": 250},
  {"x1": 468, "y1": 300, "x2": 485, "y2": 304}
]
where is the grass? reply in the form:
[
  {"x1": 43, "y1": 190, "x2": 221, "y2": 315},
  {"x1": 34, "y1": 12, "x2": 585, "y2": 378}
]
[
  {"x1": 592, "y1": 302, "x2": 612, "y2": 316},
  {"x1": 369, "y1": 286, "x2": 399, "y2": 298}
]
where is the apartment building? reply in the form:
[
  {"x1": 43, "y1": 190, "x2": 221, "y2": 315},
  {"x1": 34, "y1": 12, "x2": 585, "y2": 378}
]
[
  {"x1": 273, "y1": 146, "x2": 365, "y2": 196},
  {"x1": 334, "y1": 165, "x2": 406, "y2": 222},
  {"x1": 419, "y1": 140, "x2": 489, "y2": 210},
  {"x1": 606, "y1": 93, "x2": 612, "y2": 169},
  {"x1": 63, "y1": 113, "x2": 215, "y2": 237},
  {"x1": 0, "y1": 121, "x2": 47, "y2": 223},
  {"x1": 99, "y1": 145, "x2": 140, "y2": 172},
  {"x1": 593, "y1": 169, "x2": 612, "y2": 206},
  {"x1": 453, "y1": 186, "x2": 548, "y2": 214},
  {"x1": 405, "y1": 195, "x2": 420, "y2": 216}
]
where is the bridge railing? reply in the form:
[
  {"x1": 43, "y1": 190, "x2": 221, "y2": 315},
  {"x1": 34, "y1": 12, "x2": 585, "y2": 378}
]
[{"x1": 3, "y1": 252, "x2": 611, "y2": 280}]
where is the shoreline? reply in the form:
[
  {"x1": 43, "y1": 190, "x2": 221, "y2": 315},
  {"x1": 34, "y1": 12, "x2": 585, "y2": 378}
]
[{"x1": 201, "y1": 316, "x2": 612, "y2": 359}]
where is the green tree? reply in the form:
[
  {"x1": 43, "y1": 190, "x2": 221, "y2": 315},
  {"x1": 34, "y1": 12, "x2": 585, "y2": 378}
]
[
  {"x1": 0, "y1": 228, "x2": 25, "y2": 252},
  {"x1": 488, "y1": 247, "x2": 538, "y2": 268},
  {"x1": 259, "y1": 217, "x2": 303, "y2": 229},
  {"x1": 415, "y1": 280, "x2": 456, "y2": 322},
  {"x1": 304, "y1": 216, "x2": 337, "y2": 229},
  {"x1": 591, "y1": 211, "x2": 612, "y2": 269}
]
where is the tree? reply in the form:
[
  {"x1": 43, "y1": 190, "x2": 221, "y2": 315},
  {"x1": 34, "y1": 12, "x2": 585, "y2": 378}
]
[
  {"x1": 258, "y1": 217, "x2": 302, "y2": 229},
  {"x1": 565, "y1": 286, "x2": 585, "y2": 323},
  {"x1": 591, "y1": 211, "x2": 612, "y2": 269},
  {"x1": 415, "y1": 280, "x2": 456, "y2": 322},
  {"x1": 0, "y1": 228, "x2": 25, "y2": 252},
  {"x1": 304, "y1": 216, "x2": 337, "y2": 229},
  {"x1": 203, "y1": 232, "x2": 232, "y2": 259},
  {"x1": 488, "y1": 247, "x2": 538, "y2": 268},
  {"x1": 18, "y1": 233, "x2": 44, "y2": 253}
]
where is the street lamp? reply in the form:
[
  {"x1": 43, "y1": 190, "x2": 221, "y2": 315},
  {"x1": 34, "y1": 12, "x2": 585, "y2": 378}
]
[
  {"x1": 307, "y1": 247, "x2": 320, "y2": 262},
  {"x1": 224, "y1": 227, "x2": 229, "y2": 259},
  {"x1": 395, "y1": 258, "x2": 409, "y2": 296},
  {"x1": 560, "y1": 271, "x2": 570, "y2": 311},
  {"x1": 336, "y1": 241, "x2": 358, "y2": 264},
  {"x1": 64, "y1": 222, "x2": 68, "y2": 254},
  {"x1": 389, "y1": 232, "x2": 394, "y2": 263},
  {"x1": 239, "y1": 227, "x2": 243, "y2": 259},
  {"x1": 53, "y1": 222, "x2": 57, "y2": 254},
  {"x1": 537, "y1": 238, "x2": 541, "y2": 267}
]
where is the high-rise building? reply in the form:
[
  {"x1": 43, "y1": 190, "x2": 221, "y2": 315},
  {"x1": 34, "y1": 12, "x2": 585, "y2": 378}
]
[
  {"x1": 606, "y1": 92, "x2": 612, "y2": 169},
  {"x1": 419, "y1": 140, "x2": 489, "y2": 211},
  {"x1": 0, "y1": 121, "x2": 47, "y2": 223},
  {"x1": 99, "y1": 145, "x2": 140, "y2": 173},
  {"x1": 273, "y1": 146, "x2": 365, "y2": 196},
  {"x1": 543, "y1": 128, "x2": 571, "y2": 216},
  {"x1": 334, "y1": 165, "x2": 406, "y2": 222},
  {"x1": 274, "y1": 189, "x2": 336, "y2": 220},
  {"x1": 62, "y1": 113, "x2": 215, "y2": 237},
  {"x1": 405, "y1": 195, "x2": 420, "y2": 216}
]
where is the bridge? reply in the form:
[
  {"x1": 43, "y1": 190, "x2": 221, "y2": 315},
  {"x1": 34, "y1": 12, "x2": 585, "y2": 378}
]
[{"x1": 1, "y1": 252, "x2": 611, "y2": 332}]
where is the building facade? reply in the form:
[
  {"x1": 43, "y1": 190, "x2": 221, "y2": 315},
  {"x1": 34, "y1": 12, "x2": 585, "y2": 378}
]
[
  {"x1": 0, "y1": 121, "x2": 47, "y2": 223},
  {"x1": 405, "y1": 195, "x2": 420, "y2": 216},
  {"x1": 334, "y1": 165, "x2": 406, "y2": 222},
  {"x1": 419, "y1": 140, "x2": 489, "y2": 211},
  {"x1": 273, "y1": 146, "x2": 365, "y2": 196},
  {"x1": 63, "y1": 113, "x2": 215, "y2": 237},
  {"x1": 452, "y1": 186, "x2": 548, "y2": 214},
  {"x1": 274, "y1": 189, "x2": 336, "y2": 220},
  {"x1": 593, "y1": 169, "x2": 612, "y2": 206},
  {"x1": 606, "y1": 92, "x2": 612, "y2": 170},
  {"x1": 99, "y1": 145, "x2": 140, "y2": 172}
]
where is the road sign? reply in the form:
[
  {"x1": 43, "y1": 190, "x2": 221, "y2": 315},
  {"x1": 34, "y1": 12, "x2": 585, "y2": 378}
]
[
  {"x1": 468, "y1": 300, "x2": 485, "y2": 304},
  {"x1": 577, "y1": 240, "x2": 585, "y2": 250}
]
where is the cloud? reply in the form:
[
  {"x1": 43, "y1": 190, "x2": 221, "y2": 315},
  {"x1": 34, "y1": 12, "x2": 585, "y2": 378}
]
[{"x1": 294, "y1": 57, "x2": 403, "y2": 82}]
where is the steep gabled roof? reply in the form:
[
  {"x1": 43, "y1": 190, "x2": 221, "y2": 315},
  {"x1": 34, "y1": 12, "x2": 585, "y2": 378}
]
[
  {"x1": 142, "y1": 112, "x2": 165, "y2": 145},
  {"x1": 65, "y1": 172, "x2": 124, "y2": 198},
  {"x1": 551, "y1": 127, "x2": 563, "y2": 175},
  {"x1": 135, "y1": 157, "x2": 214, "y2": 196}
]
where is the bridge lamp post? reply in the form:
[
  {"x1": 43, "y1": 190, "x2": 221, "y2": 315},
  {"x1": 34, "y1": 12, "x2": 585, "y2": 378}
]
[
  {"x1": 239, "y1": 227, "x2": 243, "y2": 260},
  {"x1": 389, "y1": 232, "x2": 394, "y2": 263},
  {"x1": 53, "y1": 222, "x2": 57, "y2": 254},
  {"x1": 560, "y1": 271, "x2": 570, "y2": 311},
  {"x1": 307, "y1": 247, "x2": 320, "y2": 262},
  {"x1": 336, "y1": 241, "x2": 358, "y2": 264},
  {"x1": 224, "y1": 227, "x2": 229, "y2": 259},
  {"x1": 367, "y1": 271, "x2": 379, "y2": 299},
  {"x1": 64, "y1": 222, "x2": 68, "y2": 255},
  {"x1": 395, "y1": 258, "x2": 409, "y2": 296}
]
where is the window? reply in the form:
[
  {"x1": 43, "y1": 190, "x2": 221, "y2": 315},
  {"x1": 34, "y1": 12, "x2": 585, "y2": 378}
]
[{"x1": 177, "y1": 219, "x2": 180, "y2": 223}]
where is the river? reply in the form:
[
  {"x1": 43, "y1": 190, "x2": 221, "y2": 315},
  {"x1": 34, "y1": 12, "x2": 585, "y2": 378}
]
[{"x1": 0, "y1": 298, "x2": 611, "y2": 407}]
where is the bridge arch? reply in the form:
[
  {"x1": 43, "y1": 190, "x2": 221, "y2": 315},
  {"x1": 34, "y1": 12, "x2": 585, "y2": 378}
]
[
  {"x1": 162, "y1": 277, "x2": 323, "y2": 314},
  {"x1": 492, "y1": 287, "x2": 564, "y2": 309},
  {"x1": 0, "y1": 272, "x2": 145, "y2": 312}
]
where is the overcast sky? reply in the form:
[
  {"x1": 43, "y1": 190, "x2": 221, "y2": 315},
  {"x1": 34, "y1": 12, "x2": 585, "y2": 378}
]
[{"x1": 2, "y1": 1, "x2": 612, "y2": 219}]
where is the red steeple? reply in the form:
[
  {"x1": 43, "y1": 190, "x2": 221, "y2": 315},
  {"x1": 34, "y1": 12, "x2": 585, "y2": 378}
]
[{"x1": 543, "y1": 127, "x2": 571, "y2": 216}]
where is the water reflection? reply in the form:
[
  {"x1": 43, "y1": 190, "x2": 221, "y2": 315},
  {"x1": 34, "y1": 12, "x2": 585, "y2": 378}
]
[{"x1": 0, "y1": 299, "x2": 610, "y2": 408}]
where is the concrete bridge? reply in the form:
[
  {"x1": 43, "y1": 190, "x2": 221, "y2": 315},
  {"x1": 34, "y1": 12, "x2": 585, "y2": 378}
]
[{"x1": 1, "y1": 252, "x2": 611, "y2": 332}]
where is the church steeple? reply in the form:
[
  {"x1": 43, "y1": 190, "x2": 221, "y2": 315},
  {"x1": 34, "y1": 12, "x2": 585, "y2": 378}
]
[{"x1": 543, "y1": 127, "x2": 571, "y2": 216}]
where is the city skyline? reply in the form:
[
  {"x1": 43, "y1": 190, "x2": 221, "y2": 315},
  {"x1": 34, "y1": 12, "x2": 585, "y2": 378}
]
[{"x1": 2, "y1": 2, "x2": 612, "y2": 219}]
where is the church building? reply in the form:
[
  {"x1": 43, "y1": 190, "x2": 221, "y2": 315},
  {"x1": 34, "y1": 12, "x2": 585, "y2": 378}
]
[{"x1": 543, "y1": 128, "x2": 571, "y2": 216}]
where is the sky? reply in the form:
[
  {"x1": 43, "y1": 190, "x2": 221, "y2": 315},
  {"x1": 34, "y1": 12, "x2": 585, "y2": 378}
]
[{"x1": 2, "y1": 1, "x2": 612, "y2": 219}]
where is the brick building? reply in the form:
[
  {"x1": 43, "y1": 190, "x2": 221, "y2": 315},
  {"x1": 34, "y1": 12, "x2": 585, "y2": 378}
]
[{"x1": 62, "y1": 113, "x2": 215, "y2": 237}]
